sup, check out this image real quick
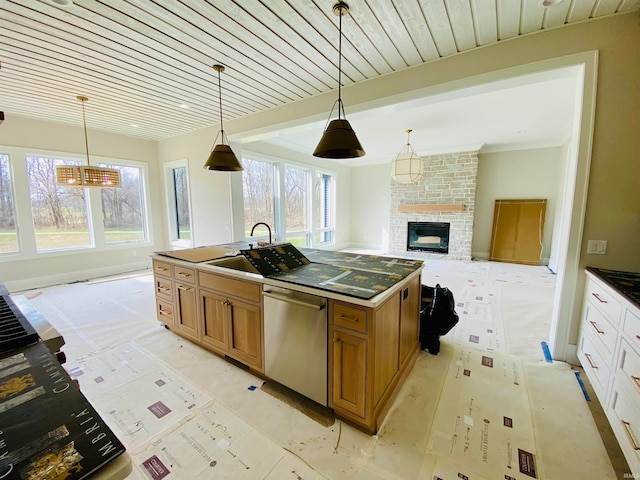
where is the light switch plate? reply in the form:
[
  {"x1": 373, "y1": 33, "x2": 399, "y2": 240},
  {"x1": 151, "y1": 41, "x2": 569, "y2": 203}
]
[{"x1": 587, "y1": 240, "x2": 607, "y2": 254}]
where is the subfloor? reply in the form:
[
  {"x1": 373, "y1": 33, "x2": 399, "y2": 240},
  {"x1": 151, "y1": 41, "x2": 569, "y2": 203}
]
[{"x1": 16, "y1": 259, "x2": 631, "y2": 479}]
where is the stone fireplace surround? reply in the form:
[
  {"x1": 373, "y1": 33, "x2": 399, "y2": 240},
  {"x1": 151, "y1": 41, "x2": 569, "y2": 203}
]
[{"x1": 389, "y1": 151, "x2": 479, "y2": 262}]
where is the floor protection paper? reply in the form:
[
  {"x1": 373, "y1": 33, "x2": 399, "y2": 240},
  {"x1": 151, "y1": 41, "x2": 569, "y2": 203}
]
[
  {"x1": 428, "y1": 346, "x2": 539, "y2": 480},
  {"x1": 132, "y1": 401, "x2": 323, "y2": 479}
]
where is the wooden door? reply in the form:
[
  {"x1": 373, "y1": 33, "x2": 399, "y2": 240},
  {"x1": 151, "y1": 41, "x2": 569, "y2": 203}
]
[
  {"x1": 330, "y1": 330, "x2": 367, "y2": 419},
  {"x1": 489, "y1": 199, "x2": 546, "y2": 265},
  {"x1": 200, "y1": 290, "x2": 228, "y2": 353},
  {"x1": 175, "y1": 282, "x2": 198, "y2": 339},
  {"x1": 228, "y1": 300, "x2": 263, "y2": 370}
]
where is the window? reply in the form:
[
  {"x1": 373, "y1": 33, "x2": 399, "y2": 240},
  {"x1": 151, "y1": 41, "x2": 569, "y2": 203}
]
[
  {"x1": 26, "y1": 155, "x2": 91, "y2": 251},
  {"x1": 100, "y1": 163, "x2": 147, "y2": 244},
  {"x1": 242, "y1": 156, "x2": 335, "y2": 248},
  {"x1": 314, "y1": 172, "x2": 335, "y2": 245},
  {"x1": 242, "y1": 158, "x2": 275, "y2": 238},
  {"x1": 0, "y1": 154, "x2": 19, "y2": 254},
  {"x1": 164, "y1": 161, "x2": 193, "y2": 247},
  {"x1": 284, "y1": 165, "x2": 309, "y2": 247},
  {"x1": 172, "y1": 167, "x2": 191, "y2": 241}
]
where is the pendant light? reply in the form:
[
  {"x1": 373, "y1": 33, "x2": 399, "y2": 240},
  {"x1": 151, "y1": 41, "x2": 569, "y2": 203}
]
[
  {"x1": 391, "y1": 129, "x2": 423, "y2": 183},
  {"x1": 203, "y1": 64, "x2": 243, "y2": 171},
  {"x1": 313, "y1": 2, "x2": 365, "y2": 159},
  {"x1": 55, "y1": 96, "x2": 121, "y2": 188}
]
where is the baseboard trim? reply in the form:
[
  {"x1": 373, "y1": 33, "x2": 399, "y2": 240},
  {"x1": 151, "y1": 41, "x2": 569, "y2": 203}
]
[{"x1": 7, "y1": 261, "x2": 152, "y2": 293}]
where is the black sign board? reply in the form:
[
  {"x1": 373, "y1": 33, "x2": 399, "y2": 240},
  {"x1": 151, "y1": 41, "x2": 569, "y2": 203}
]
[{"x1": 0, "y1": 341, "x2": 125, "y2": 479}]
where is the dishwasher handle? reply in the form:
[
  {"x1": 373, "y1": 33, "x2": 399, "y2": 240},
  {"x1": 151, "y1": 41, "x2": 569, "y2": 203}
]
[{"x1": 262, "y1": 290, "x2": 325, "y2": 310}]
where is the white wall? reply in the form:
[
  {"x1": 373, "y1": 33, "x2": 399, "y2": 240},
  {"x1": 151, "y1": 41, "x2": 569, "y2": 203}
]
[
  {"x1": 473, "y1": 147, "x2": 564, "y2": 262},
  {"x1": 348, "y1": 163, "x2": 391, "y2": 251}
]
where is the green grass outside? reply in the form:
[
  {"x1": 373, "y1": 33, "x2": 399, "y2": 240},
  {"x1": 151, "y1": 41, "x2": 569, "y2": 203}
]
[{"x1": 0, "y1": 228, "x2": 146, "y2": 253}]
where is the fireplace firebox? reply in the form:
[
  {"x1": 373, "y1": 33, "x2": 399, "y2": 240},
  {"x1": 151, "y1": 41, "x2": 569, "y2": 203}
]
[{"x1": 407, "y1": 222, "x2": 450, "y2": 254}]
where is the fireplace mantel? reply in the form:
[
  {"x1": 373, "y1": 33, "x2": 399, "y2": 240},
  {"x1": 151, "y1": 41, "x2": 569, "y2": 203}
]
[{"x1": 398, "y1": 204, "x2": 464, "y2": 213}]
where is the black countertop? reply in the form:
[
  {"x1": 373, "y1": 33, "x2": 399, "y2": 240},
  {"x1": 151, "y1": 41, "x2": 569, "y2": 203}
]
[
  {"x1": 240, "y1": 245, "x2": 423, "y2": 300},
  {"x1": 586, "y1": 267, "x2": 640, "y2": 309}
]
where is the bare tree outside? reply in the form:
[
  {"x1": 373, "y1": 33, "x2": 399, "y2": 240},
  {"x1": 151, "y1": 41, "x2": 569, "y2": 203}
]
[
  {"x1": 172, "y1": 167, "x2": 191, "y2": 240},
  {"x1": 24, "y1": 155, "x2": 148, "y2": 250},
  {"x1": 100, "y1": 164, "x2": 146, "y2": 243},
  {"x1": 242, "y1": 158, "x2": 275, "y2": 236},
  {"x1": 0, "y1": 154, "x2": 18, "y2": 253},
  {"x1": 27, "y1": 156, "x2": 91, "y2": 250}
]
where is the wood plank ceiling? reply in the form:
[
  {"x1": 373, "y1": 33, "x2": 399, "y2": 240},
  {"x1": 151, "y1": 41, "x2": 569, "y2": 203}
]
[{"x1": 0, "y1": 0, "x2": 638, "y2": 141}]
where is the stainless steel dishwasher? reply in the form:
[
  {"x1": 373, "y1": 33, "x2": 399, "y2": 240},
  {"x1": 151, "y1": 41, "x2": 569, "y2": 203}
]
[{"x1": 262, "y1": 286, "x2": 328, "y2": 406}]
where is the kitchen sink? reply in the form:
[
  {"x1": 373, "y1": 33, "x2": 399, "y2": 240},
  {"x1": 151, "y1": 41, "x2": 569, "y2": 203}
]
[{"x1": 209, "y1": 256, "x2": 260, "y2": 274}]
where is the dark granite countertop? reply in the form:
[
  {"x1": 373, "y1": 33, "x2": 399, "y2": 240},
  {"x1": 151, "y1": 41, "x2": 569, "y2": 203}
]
[{"x1": 586, "y1": 267, "x2": 640, "y2": 309}]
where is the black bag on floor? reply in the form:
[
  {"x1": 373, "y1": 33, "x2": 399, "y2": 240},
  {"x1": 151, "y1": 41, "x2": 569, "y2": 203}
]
[{"x1": 419, "y1": 283, "x2": 459, "y2": 355}]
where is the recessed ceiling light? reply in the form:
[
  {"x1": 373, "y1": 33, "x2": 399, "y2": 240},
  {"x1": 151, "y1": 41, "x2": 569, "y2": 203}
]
[
  {"x1": 539, "y1": 0, "x2": 565, "y2": 7},
  {"x1": 179, "y1": 103, "x2": 190, "y2": 109},
  {"x1": 130, "y1": 123, "x2": 139, "y2": 128},
  {"x1": 43, "y1": 0, "x2": 74, "y2": 6}
]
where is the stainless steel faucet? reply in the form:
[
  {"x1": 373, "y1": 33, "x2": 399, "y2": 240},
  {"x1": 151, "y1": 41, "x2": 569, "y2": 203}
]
[{"x1": 250, "y1": 222, "x2": 272, "y2": 245}]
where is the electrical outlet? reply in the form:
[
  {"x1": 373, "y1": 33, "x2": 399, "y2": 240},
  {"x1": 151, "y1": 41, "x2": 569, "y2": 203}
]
[{"x1": 587, "y1": 240, "x2": 607, "y2": 254}]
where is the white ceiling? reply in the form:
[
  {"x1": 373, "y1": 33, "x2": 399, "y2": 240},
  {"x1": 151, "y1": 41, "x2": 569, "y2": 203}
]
[
  {"x1": 1, "y1": 0, "x2": 637, "y2": 162},
  {"x1": 247, "y1": 67, "x2": 581, "y2": 164}
]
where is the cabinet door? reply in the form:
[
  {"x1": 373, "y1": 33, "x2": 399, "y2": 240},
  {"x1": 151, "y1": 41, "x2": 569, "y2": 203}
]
[
  {"x1": 200, "y1": 290, "x2": 228, "y2": 352},
  {"x1": 331, "y1": 330, "x2": 367, "y2": 419},
  {"x1": 175, "y1": 283, "x2": 198, "y2": 339},
  {"x1": 228, "y1": 301, "x2": 263, "y2": 370},
  {"x1": 399, "y1": 277, "x2": 420, "y2": 364}
]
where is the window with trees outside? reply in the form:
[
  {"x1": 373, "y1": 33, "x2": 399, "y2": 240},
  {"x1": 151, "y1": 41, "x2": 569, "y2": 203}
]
[
  {"x1": 100, "y1": 163, "x2": 147, "y2": 244},
  {"x1": 27, "y1": 155, "x2": 91, "y2": 250},
  {"x1": 242, "y1": 157, "x2": 335, "y2": 248},
  {"x1": 24, "y1": 154, "x2": 148, "y2": 252},
  {"x1": 0, "y1": 154, "x2": 19, "y2": 254}
]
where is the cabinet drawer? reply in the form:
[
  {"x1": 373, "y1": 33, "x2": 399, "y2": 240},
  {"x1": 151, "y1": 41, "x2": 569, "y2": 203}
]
[
  {"x1": 198, "y1": 271, "x2": 261, "y2": 303},
  {"x1": 333, "y1": 302, "x2": 369, "y2": 334},
  {"x1": 578, "y1": 330, "x2": 612, "y2": 401},
  {"x1": 608, "y1": 384, "x2": 640, "y2": 473},
  {"x1": 156, "y1": 299, "x2": 175, "y2": 324},
  {"x1": 623, "y1": 308, "x2": 640, "y2": 350},
  {"x1": 153, "y1": 260, "x2": 173, "y2": 278},
  {"x1": 617, "y1": 340, "x2": 640, "y2": 410},
  {"x1": 155, "y1": 277, "x2": 173, "y2": 301},
  {"x1": 581, "y1": 302, "x2": 618, "y2": 362},
  {"x1": 174, "y1": 266, "x2": 196, "y2": 284},
  {"x1": 585, "y1": 275, "x2": 622, "y2": 325}
]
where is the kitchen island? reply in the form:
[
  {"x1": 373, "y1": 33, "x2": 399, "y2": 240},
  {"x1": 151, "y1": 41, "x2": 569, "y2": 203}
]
[{"x1": 151, "y1": 244, "x2": 423, "y2": 434}]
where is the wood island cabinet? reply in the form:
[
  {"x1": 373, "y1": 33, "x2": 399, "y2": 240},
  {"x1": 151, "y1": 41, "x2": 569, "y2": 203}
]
[
  {"x1": 329, "y1": 274, "x2": 421, "y2": 433},
  {"x1": 152, "y1": 254, "x2": 421, "y2": 434},
  {"x1": 198, "y1": 271, "x2": 264, "y2": 372}
]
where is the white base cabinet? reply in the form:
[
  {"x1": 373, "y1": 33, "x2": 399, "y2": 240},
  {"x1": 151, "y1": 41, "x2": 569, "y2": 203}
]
[{"x1": 578, "y1": 269, "x2": 640, "y2": 473}]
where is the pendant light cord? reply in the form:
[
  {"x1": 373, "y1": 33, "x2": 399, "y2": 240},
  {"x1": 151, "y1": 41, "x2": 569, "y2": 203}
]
[
  {"x1": 337, "y1": 5, "x2": 343, "y2": 120},
  {"x1": 79, "y1": 97, "x2": 91, "y2": 166},
  {"x1": 217, "y1": 67, "x2": 224, "y2": 134}
]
